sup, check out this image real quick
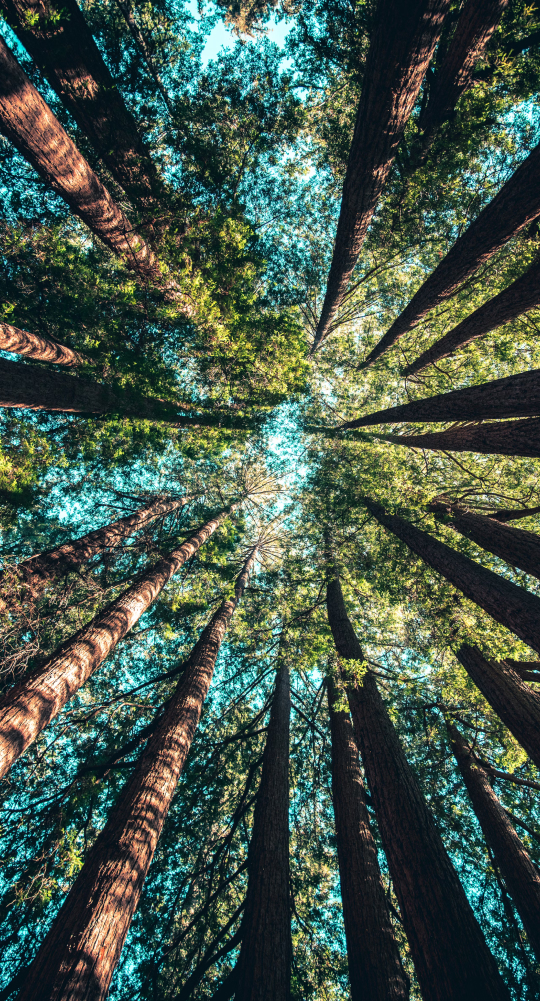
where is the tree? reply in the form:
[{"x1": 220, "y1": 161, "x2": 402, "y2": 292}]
[
  {"x1": 430, "y1": 500, "x2": 540, "y2": 580},
  {"x1": 0, "y1": 321, "x2": 87, "y2": 366},
  {"x1": 383, "y1": 417, "x2": 540, "y2": 458}
]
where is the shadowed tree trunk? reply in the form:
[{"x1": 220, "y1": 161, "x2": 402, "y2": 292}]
[
  {"x1": 0, "y1": 321, "x2": 87, "y2": 366},
  {"x1": 489, "y1": 504, "x2": 540, "y2": 522},
  {"x1": 0, "y1": 0, "x2": 163, "y2": 210},
  {"x1": 311, "y1": 0, "x2": 449, "y2": 351},
  {"x1": 18, "y1": 547, "x2": 258, "y2": 1001},
  {"x1": 455, "y1": 645, "x2": 540, "y2": 768},
  {"x1": 384, "y1": 417, "x2": 540, "y2": 458},
  {"x1": 430, "y1": 501, "x2": 540, "y2": 579},
  {"x1": 233, "y1": 658, "x2": 292, "y2": 1001},
  {"x1": 0, "y1": 505, "x2": 235, "y2": 779},
  {"x1": 448, "y1": 721, "x2": 540, "y2": 959},
  {"x1": 503, "y1": 660, "x2": 540, "y2": 682},
  {"x1": 363, "y1": 496, "x2": 540, "y2": 654}
]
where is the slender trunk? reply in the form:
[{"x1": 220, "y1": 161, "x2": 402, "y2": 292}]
[
  {"x1": 503, "y1": 659, "x2": 540, "y2": 682},
  {"x1": 489, "y1": 505, "x2": 540, "y2": 522},
  {"x1": 363, "y1": 496, "x2": 540, "y2": 654},
  {"x1": 234, "y1": 659, "x2": 292, "y2": 1001},
  {"x1": 455, "y1": 645, "x2": 540, "y2": 768},
  {"x1": 312, "y1": 0, "x2": 449, "y2": 351},
  {"x1": 0, "y1": 0, "x2": 162, "y2": 210},
  {"x1": 404, "y1": 254, "x2": 540, "y2": 374},
  {"x1": 18, "y1": 549, "x2": 258, "y2": 1001},
  {"x1": 448, "y1": 721, "x2": 540, "y2": 959},
  {"x1": 431, "y1": 502, "x2": 540, "y2": 580},
  {"x1": 361, "y1": 139, "x2": 540, "y2": 368},
  {"x1": 0, "y1": 505, "x2": 234, "y2": 779},
  {"x1": 385, "y1": 417, "x2": 540, "y2": 458},
  {"x1": 326, "y1": 673, "x2": 408, "y2": 1001},
  {"x1": 5, "y1": 493, "x2": 191, "y2": 594},
  {"x1": 0, "y1": 321, "x2": 87, "y2": 366}
]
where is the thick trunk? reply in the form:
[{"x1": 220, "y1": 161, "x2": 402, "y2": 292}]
[
  {"x1": 455, "y1": 645, "x2": 540, "y2": 768},
  {"x1": 0, "y1": 506, "x2": 233, "y2": 779},
  {"x1": 326, "y1": 673, "x2": 408, "y2": 1001},
  {"x1": 361, "y1": 139, "x2": 540, "y2": 368},
  {"x1": 385, "y1": 417, "x2": 540, "y2": 458},
  {"x1": 489, "y1": 505, "x2": 540, "y2": 522},
  {"x1": 234, "y1": 660, "x2": 292, "y2": 1001},
  {"x1": 0, "y1": 0, "x2": 162, "y2": 209},
  {"x1": 448, "y1": 722, "x2": 540, "y2": 959},
  {"x1": 0, "y1": 321, "x2": 87, "y2": 366},
  {"x1": 18, "y1": 550, "x2": 257, "y2": 1001},
  {"x1": 404, "y1": 255, "x2": 540, "y2": 375},
  {"x1": 363, "y1": 496, "x2": 540, "y2": 654},
  {"x1": 312, "y1": 0, "x2": 449, "y2": 350},
  {"x1": 431, "y1": 502, "x2": 540, "y2": 580},
  {"x1": 503, "y1": 659, "x2": 540, "y2": 682}
]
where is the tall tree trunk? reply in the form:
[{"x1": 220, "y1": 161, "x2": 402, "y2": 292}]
[
  {"x1": 325, "y1": 567, "x2": 509, "y2": 1000},
  {"x1": 4, "y1": 493, "x2": 191, "y2": 594},
  {"x1": 403, "y1": 254, "x2": 540, "y2": 375},
  {"x1": 431, "y1": 501, "x2": 540, "y2": 579},
  {"x1": 488, "y1": 504, "x2": 540, "y2": 522},
  {"x1": 326, "y1": 672, "x2": 408, "y2": 1001},
  {"x1": 234, "y1": 659, "x2": 292, "y2": 1001},
  {"x1": 0, "y1": 0, "x2": 163, "y2": 211},
  {"x1": 360, "y1": 139, "x2": 540, "y2": 368},
  {"x1": 363, "y1": 496, "x2": 540, "y2": 654},
  {"x1": 0, "y1": 505, "x2": 234, "y2": 779},
  {"x1": 503, "y1": 659, "x2": 540, "y2": 682},
  {"x1": 18, "y1": 548, "x2": 258, "y2": 1001},
  {"x1": 311, "y1": 0, "x2": 449, "y2": 351},
  {"x1": 455, "y1": 645, "x2": 540, "y2": 768},
  {"x1": 0, "y1": 321, "x2": 87, "y2": 366},
  {"x1": 384, "y1": 417, "x2": 540, "y2": 458},
  {"x1": 448, "y1": 721, "x2": 540, "y2": 959}
]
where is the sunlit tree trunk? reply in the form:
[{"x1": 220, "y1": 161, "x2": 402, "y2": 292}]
[
  {"x1": 455, "y1": 645, "x2": 540, "y2": 768},
  {"x1": 363, "y1": 497, "x2": 540, "y2": 654},
  {"x1": 448, "y1": 721, "x2": 540, "y2": 959},
  {"x1": 0, "y1": 321, "x2": 87, "y2": 366},
  {"x1": 431, "y1": 501, "x2": 540, "y2": 580},
  {"x1": 0, "y1": 505, "x2": 234, "y2": 778},
  {"x1": 385, "y1": 417, "x2": 540, "y2": 458},
  {"x1": 312, "y1": 0, "x2": 449, "y2": 351},
  {"x1": 18, "y1": 548, "x2": 258, "y2": 1001}
]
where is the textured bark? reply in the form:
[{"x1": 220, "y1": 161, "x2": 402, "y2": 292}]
[
  {"x1": 489, "y1": 504, "x2": 540, "y2": 522},
  {"x1": 18, "y1": 550, "x2": 257, "y2": 1001},
  {"x1": 312, "y1": 0, "x2": 449, "y2": 350},
  {"x1": 404, "y1": 254, "x2": 540, "y2": 374},
  {"x1": 361, "y1": 139, "x2": 540, "y2": 368},
  {"x1": 234, "y1": 660, "x2": 292, "y2": 1001},
  {"x1": 448, "y1": 722, "x2": 540, "y2": 958},
  {"x1": 456, "y1": 645, "x2": 540, "y2": 768},
  {"x1": 0, "y1": 506, "x2": 233, "y2": 779},
  {"x1": 0, "y1": 321, "x2": 87, "y2": 366},
  {"x1": 0, "y1": 0, "x2": 162, "y2": 209},
  {"x1": 431, "y1": 502, "x2": 540, "y2": 580},
  {"x1": 364, "y1": 496, "x2": 540, "y2": 654},
  {"x1": 385, "y1": 417, "x2": 540, "y2": 458},
  {"x1": 503, "y1": 659, "x2": 540, "y2": 682}
]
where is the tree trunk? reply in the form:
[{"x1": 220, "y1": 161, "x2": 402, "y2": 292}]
[
  {"x1": 0, "y1": 0, "x2": 162, "y2": 211},
  {"x1": 503, "y1": 659, "x2": 540, "y2": 682},
  {"x1": 0, "y1": 505, "x2": 234, "y2": 779},
  {"x1": 4, "y1": 493, "x2": 191, "y2": 594},
  {"x1": 455, "y1": 645, "x2": 540, "y2": 768},
  {"x1": 18, "y1": 549, "x2": 258, "y2": 1001},
  {"x1": 234, "y1": 659, "x2": 292, "y2": 1001},
  {"x1": 403, "y1": 254, "x2": 540, "y2": 375},
  {"x1": 489, "y1": 505, "x2": 540, "y2": 522},
  {"x1": 0, "y1": 321, "x2": 87, "y2": 366},
  {"x1": 311, "y1": 0, "x2": 449, "y2": 351},
  {"x1": 363, "y1": 496, "x2": 540, "y2": 654},
  {"x1": 361, "y1": 138, "x2": 540, "y2": 368},
  {"x1": 326, "y1": 673, "x2": 408, "y2": 1001},
  {"x1": 431, "y1": 502, "x2": 540, "y2": 580},
  {"x1": 448, "y1": 721, "x2": 540, "y2": 959},
  {"x1": 385, "y1": 417, "x2": 540, "y2": 458}
]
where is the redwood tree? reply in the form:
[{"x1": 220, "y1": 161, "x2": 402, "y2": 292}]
[
  {"x1": 431, "y1": 501, "x2": 540, "y2": 580},
  {"x1": 383, "y1": 417, "x2": 540, "y2": 458},
  {"x1": 0, "y1": 321, "x2": 87, "y2": 366}
]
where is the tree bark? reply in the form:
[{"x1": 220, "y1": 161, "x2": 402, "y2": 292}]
[
  {"x1": 0, "y1": 321, "x2": 87, "y2": 366},
  {"x1": 503, "y1": 659, "x2": 540, "y2": 682},
  {"x1": 361, "y1": 139, "x2": 540, "y2": 368},
  {"x1": 431, "y1": 502, "x2": 540, "y2": 580},
  {"x1": 0, "y1": 0, "x2": 162, "y2": 210},
  {"x1": 384, "y1": 417, "x2": 540, "y2": 458},
  {"x1": 488, "y1": 505, "x2": 540, "y2": 522},
  {"x1": 455, "y1": 645, "x2": 540, "y2": 768},
  {"x1": 312, "y1": 0, "x2": 449, "y2": 351},
  {"x1": 18, "y1": 548, "x2": 258, "y2": 1001},
  {"x1": 0, "y1": 505, "x2": 234, "y2": 779},
  {"x1": 234, "y1": 659, "x2": 292, "y2": 1001},
  {"x1": 448, "y1": 721, "x2": 540, "y2": 959},
  {"x1": 363, "y1": 496, "x2": 540, "y2": 654}
]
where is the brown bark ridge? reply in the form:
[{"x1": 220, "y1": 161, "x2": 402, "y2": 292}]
[
  {"x1": 447, "y1": 721, "x2": 540, "y2": 960},
  {"x1": 488, "y1": 504, "x2": 540, "y2": 522},
  {"x1": 18, "y1": 548, "x2": 258, "y2": 1001},
  {"x1": 4, "y1": 493, "x2": 191, "y2": 594},
  {"x1": 403, "y1": 254, "x2": 540, "y2": 375},
  {"x1": 326, "y1": 672, "x2": 408, "y2": 1001},
  {"x1": 363, "y1": 496, "x2": 540, "y2": 654},
  {"x1": 455, "y1": 645, "x2": 540, "y2": 768},
  {"x1": 431, "y1": 501, "x2": 540, "y2": 580},
  {"x1": 0, "y1": 505, "x2": 234, "y2": 779},
  {"x1": 360, "y1": 139, "x2": 540, "y2": 369},
  {"x1": 234, "y1": 659, "x2": 292, "y2": 1001},
  {"x1": 384, "y1": 417, "x2": 540, "y2": 458},
  {"x1": 0, "y1": 0, "x2": 163, "y2": 210},
  {"x1": 503, "y1": 659, "x2": 540, "y2": 682},
  {"x1": 311, "y1": 0, "x2": 450, "y2": 351},
  {"x1": 0, "y1": 320, "x2": 87, "y2": 366}
]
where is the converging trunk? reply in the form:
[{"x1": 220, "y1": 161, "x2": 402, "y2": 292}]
[
  {"x1": 234, "y1": 659, "x2": 292, "y2": 1001},
  {"x1": 312, "y1": 0, "x2": 449, "y2": 350},
  {"x1": 385, "y1": 417, "x2": 540, "y2": 458},
  {"x1": 489, "y1": 505, "x2": 540, "y2": 522},
  {"x1": 431, "y1": 502, "x2": 540, "y2": 580},
  {"x1": 0, "y1": 321, "x2": 87, "y2": 366},
  {"x1": 363, "y1": 496, "x2": 540, "y2": 654},
  {"x1": 0, "y1": 505, "x2": 234, "y2": 779},
  {"x1": 18, "y1": 548, "x2": 258, "y2": 1001},
  {"x1": 448, "y1": 721, "x2": 540, "y2": 959}
]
